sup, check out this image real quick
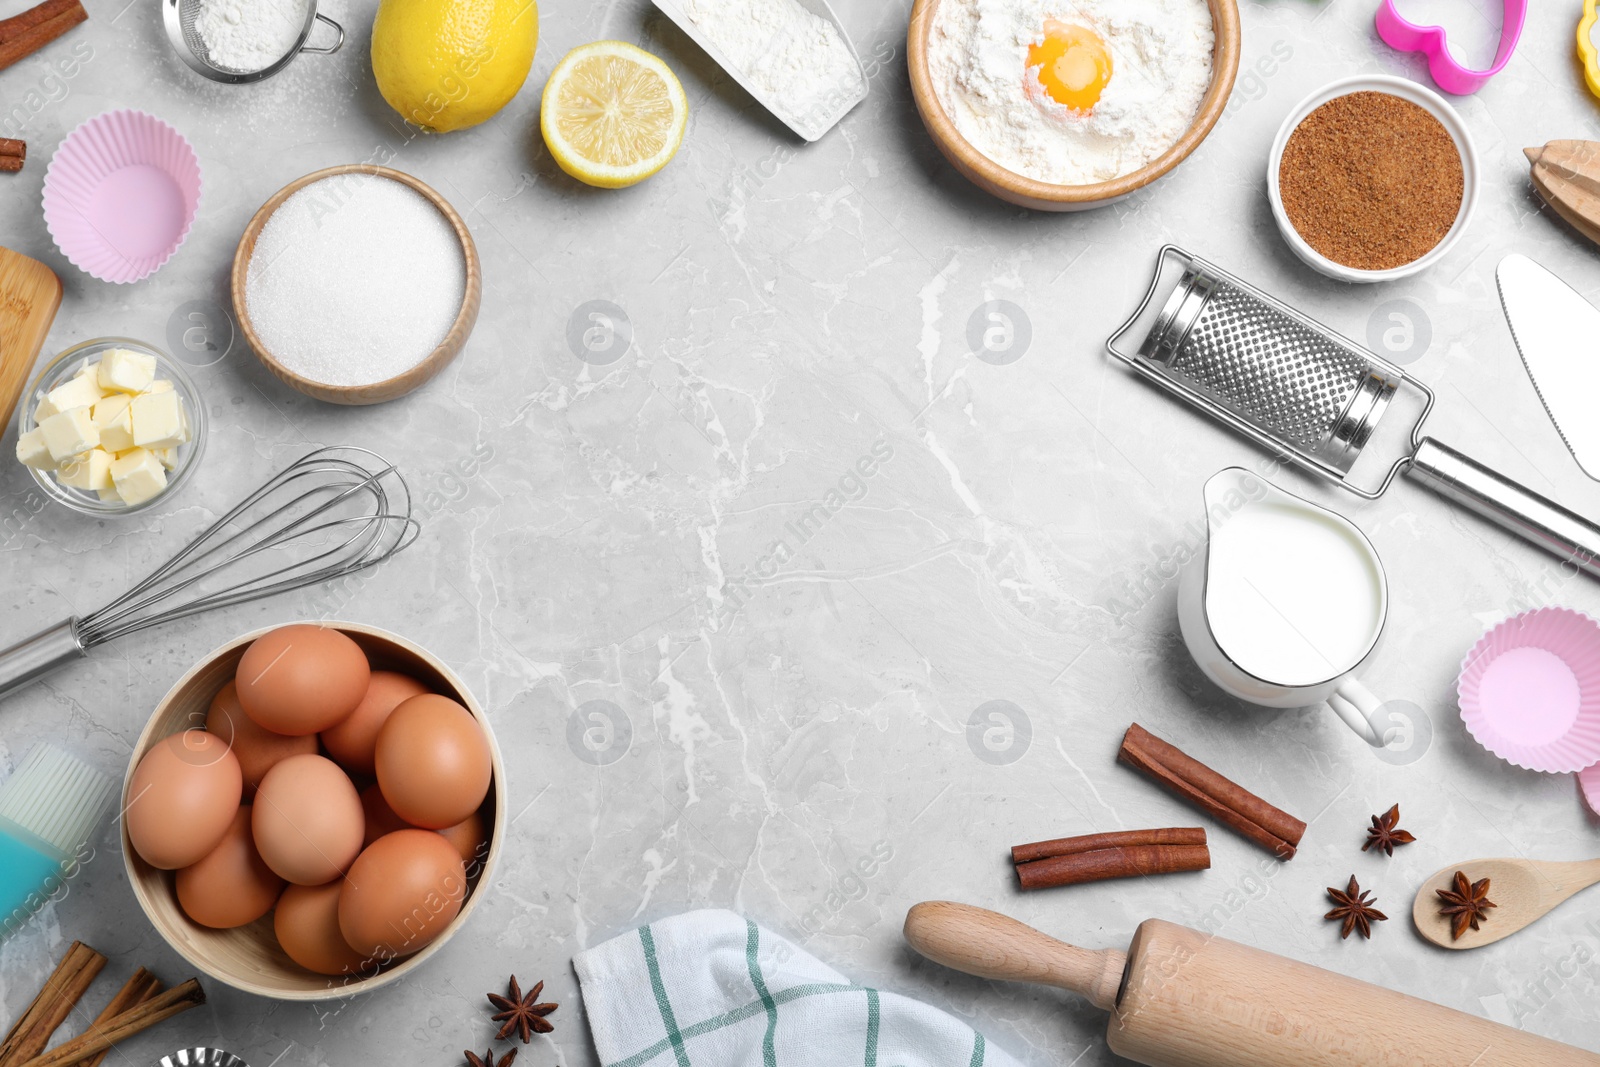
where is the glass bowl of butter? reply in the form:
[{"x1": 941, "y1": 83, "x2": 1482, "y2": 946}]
[{"x1": 16, "y1": 338, "x2": 207, "y2": 515}]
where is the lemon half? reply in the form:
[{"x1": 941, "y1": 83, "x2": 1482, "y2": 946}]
[{"x1": 540, "y1": 41, "x2": 687, "y2": 189}]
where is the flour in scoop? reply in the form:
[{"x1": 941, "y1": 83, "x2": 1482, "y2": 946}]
[
  {"x1": 194, "y1": 0, "x2": 310, "y2": 73},
  {"x1": 683, "y1": 0, "x2": 865, "y2": 138},
  {"x1": 246, "y1": 174, "x2": 466, "y2": 388},
  {"x1": 927, "y1": 0, "x2": 1213, "y2": 185}
]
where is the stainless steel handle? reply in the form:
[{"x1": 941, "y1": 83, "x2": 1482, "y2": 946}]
[
  {"x1": 300, "y1": 12, "x2": 344, "y2": 55},
  {"x1": 1407, "y1": 439, "x2": 1600, "y2": 579},
  {"x1": 0, "y1": 619, "x2": 86, "y2": 702}
]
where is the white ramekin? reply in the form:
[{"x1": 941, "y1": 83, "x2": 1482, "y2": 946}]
[{"x1": 1267, "y1": 75, "x2": 1479, "y2": 284}]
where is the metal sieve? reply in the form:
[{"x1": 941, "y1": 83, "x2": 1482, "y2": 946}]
[
  {"x1": 162, "y1": 0, "x2": 344, "y2": 84},
  {"x1": 1108, "y1": 244, "x2": 1600, "y2": 579}
]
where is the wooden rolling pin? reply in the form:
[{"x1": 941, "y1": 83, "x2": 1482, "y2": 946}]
[{"x1": 904, "y1": 901, "x2": 1600, "y2": 1067}]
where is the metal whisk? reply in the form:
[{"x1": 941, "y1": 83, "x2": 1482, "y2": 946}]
[
  {"x1": 0, "y1": 447, "x2": 418, "y2": 701},
  {"x1": 1108, "y1": 245, "x2": 1600, "y2": 580}
]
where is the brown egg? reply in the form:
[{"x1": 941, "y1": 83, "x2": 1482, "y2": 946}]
[
  {"x1": 375, "y1": 695, "x2": 491, "y2": 829},
  {"x1": 175, "y1": 806, "x2": 284, "y2": 928},
  {"x1": 438, "y1": 810, "x2": 488, "y2": 867},
  {"x1": 361, "y1": 783, "x2": 487, "y2": 865},
  {"x1": 126, "y1": 730, "x2": 242, "y2": 870},
  {"x1": 205, "y1": 681, "x2": 317, "y2": 793},
  {"x1": 321, "y1": 671, "x2": 429, "y2": 775},
  {"x1": 252, "y1": 754, "x2": 364, "y2": 885},
  {"x1": 235, "y1": 625, "x2": 370, "y2": 736},
  {"x1": 276, "y1": 882, "x2": 371, "y2": 977},
  {"x1": 359, "y1": 783, "x2": 411, "y2": 848},
  {"x1": 338, "y1": 829, "x2": 466, "y2": 960}
]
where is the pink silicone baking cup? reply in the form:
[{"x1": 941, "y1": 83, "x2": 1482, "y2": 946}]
[
  {"x1": 42, "y1": 109, "x2": 202, "y2": 284},
  {"x1": 1457, "y1": 608, "x2": 1600, "y2": 773},
  {"x1": 1581, "y1": 761, "x2": 1600, "y2": 816}
]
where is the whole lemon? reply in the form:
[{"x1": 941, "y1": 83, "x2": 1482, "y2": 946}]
[{"x1": 371, "y1": 0, "x2": 538, "y2": 133}]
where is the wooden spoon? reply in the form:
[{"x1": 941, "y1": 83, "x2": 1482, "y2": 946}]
[{"x1": 1412, "y1": 857, "x2": 1600, "y2": 949}]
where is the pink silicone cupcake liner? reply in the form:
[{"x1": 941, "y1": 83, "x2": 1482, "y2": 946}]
[
  {"x1": 1581, "y1": 761, "x2": 1600, "y2": 817},
  {"x1": 1457, "y1": 607, "x2": 1600, "y2": 773},
  {"x1": 42, "y1": 109, "x2": 202, "y2": 284}
]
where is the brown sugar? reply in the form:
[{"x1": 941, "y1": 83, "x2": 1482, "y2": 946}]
[{"x1": 1277, "y1": 91, "x2": 1464, "y2": 271}]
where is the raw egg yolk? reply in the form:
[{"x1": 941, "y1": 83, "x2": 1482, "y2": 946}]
[{"x1": 1028, "y1": 21, "x2": 1113, "y2": 113}]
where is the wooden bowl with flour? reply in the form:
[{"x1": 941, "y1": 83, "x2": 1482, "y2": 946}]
[{"x1": 906, "y1": 0, "x2": 1240, "y2": 211}]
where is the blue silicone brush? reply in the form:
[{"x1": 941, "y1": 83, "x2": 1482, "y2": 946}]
[{"x1": 0, "y1": 744, "x2": 116, "y2": 941}]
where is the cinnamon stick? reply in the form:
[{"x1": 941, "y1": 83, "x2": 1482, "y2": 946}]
[
  {"x1": 13, "y1": 980, "x2": 203, "y2": 1067},
  {"x1": 1016, "y1": 843, "x2": 1211, "y2": 890},
  {"x1": 0, "y1": 139, "x2": 23, "y2": 173},
  {"x1": 0, "y1": 943, "x2": 106, "y2": 1067},
  {"x1": 1118, "y1": 723, "x2": 1306, "y2": 859},
  {"x1": 75, "y1": 970, "x2": 161, "y2": 1067},
  {"x1": 0, "y1": 0, "x2": 78, "y2": 42},
  {"x1": 1012, "y1": 826, "x2": 1207, "y2": 866},
  {"x1": 0, "y1": 1, "x2": 85, "y2": 73}
]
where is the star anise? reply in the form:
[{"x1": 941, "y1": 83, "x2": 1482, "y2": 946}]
[
  {"x1": 1361, "y1": 803, "x2": 1417, "y2": 856},
  {"x1": 488, "y1": 976, "x2": 558, "y2": 1043},
  {"x1": 1435, "y1": 871, "x2": 1497, "y2": 940},
  {"x1": 1325, "y1": 875, "x2": 1388, "y2": 939},
  {"x1": 465, "y1": 1048, "x2": 517, "y2": 1067}
]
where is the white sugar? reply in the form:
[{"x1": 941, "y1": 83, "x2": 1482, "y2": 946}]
[
  {"x1": 246, "y1": 174, "x2": 466, "y2": 388},
  {"x1": 194, "y1": 0, "x2": 310, "y2": 74}
]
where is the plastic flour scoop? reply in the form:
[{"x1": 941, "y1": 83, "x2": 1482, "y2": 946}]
[{"x1": 650, "y1": 0, "x2": 868, "y2": 140}]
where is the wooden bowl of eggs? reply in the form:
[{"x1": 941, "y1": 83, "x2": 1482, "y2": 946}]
[
  {"x1": 120, "y1": 622, "x2": 506, "y2": 1000},
  {"x1": 906, "y1": 0, "x2": 1240, "y2": 210}
]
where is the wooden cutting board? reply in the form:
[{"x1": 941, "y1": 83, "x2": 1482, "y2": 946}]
[{"x1": 0, "y1": 246, "x2": 62, "y2": 432}]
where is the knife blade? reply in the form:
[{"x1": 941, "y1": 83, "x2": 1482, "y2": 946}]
[{"x1": 1496, "y1": 253, "x2": 1600, "y2": 481}]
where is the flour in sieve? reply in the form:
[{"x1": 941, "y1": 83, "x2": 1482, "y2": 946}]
[
  {"x1": 194, "y1": 0, "x2": 310, "y2": 74},
  {"x1": 927, "y1": 0, "x2": 1213, "y2": 185},
  {"x1": 245, "y1": 174, "x2": 466, "y2": 388},
  {"x1": 683, "y1": 0, "x2": 865, "y2": 138}
]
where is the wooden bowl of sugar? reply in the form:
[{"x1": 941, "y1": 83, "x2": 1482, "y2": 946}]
[
  {"x1": 907, "y1": 0, "x2": 1240, "y2": 211},
  {"x1": 231, "y1": 164, "x2": 482, "y2": 405}
]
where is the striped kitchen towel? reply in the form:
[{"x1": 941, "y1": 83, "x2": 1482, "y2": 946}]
[{"x1": 573, "y1": 909, "x2": 1024, "y2": 1067}]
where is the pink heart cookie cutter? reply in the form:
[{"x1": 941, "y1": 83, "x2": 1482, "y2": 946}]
[{"x1": 1376, "y1": 0, "x2": 1526, "y2": 95}]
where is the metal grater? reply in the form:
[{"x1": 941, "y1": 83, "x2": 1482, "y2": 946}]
[
  {"x1": 1110, "y1": 245, "x2": 1429, "y2": 495},
  {"x1": 1107, "y1": 244, "x2": 1600, "y2": 580}
]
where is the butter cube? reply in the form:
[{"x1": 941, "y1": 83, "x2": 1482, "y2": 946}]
[
  {"x1": 15, "y1": 428, "x2": 54, "y2": 470},
  {"x1": 45, "y1": 373, "x2": 104, "y2": 414},
  {"x1": 130, "y1": 391, "x2": 185, "y2": 450},
  {"x1": 38, "y1": 407, "x2": 100, "y2": 462},
  {"x1": 146, "y1": 379, "x2": 174, "y2": 394},
  {"x1": 97, "y1": 486, "x2": 123, "y2": 504},
  {"x1": 152, "y1": 447, "x2": 178, "y2": 470},
  {"x1": 57, "y1": 447, "x2": 113, "y2": 491},
  {"x1": 92, "y1": 392, "x2": 131, "y2": 422},
  {"x1": 33, "y1": 394, "x2": 60, "y2": 421},
  {"x1": 97, "y1": 349, "x2": 157, "y2": 394},
  {"x1": 92, "y1": 393, "x2": 135, "y2": 453},
  {"x1": 110, "y1": 448, "x2": 167, "y2": 506}
]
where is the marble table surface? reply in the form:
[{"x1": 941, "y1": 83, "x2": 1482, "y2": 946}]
[{"x1": 3, "y1": 0, "x2": 1600, "y2": 1063}]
